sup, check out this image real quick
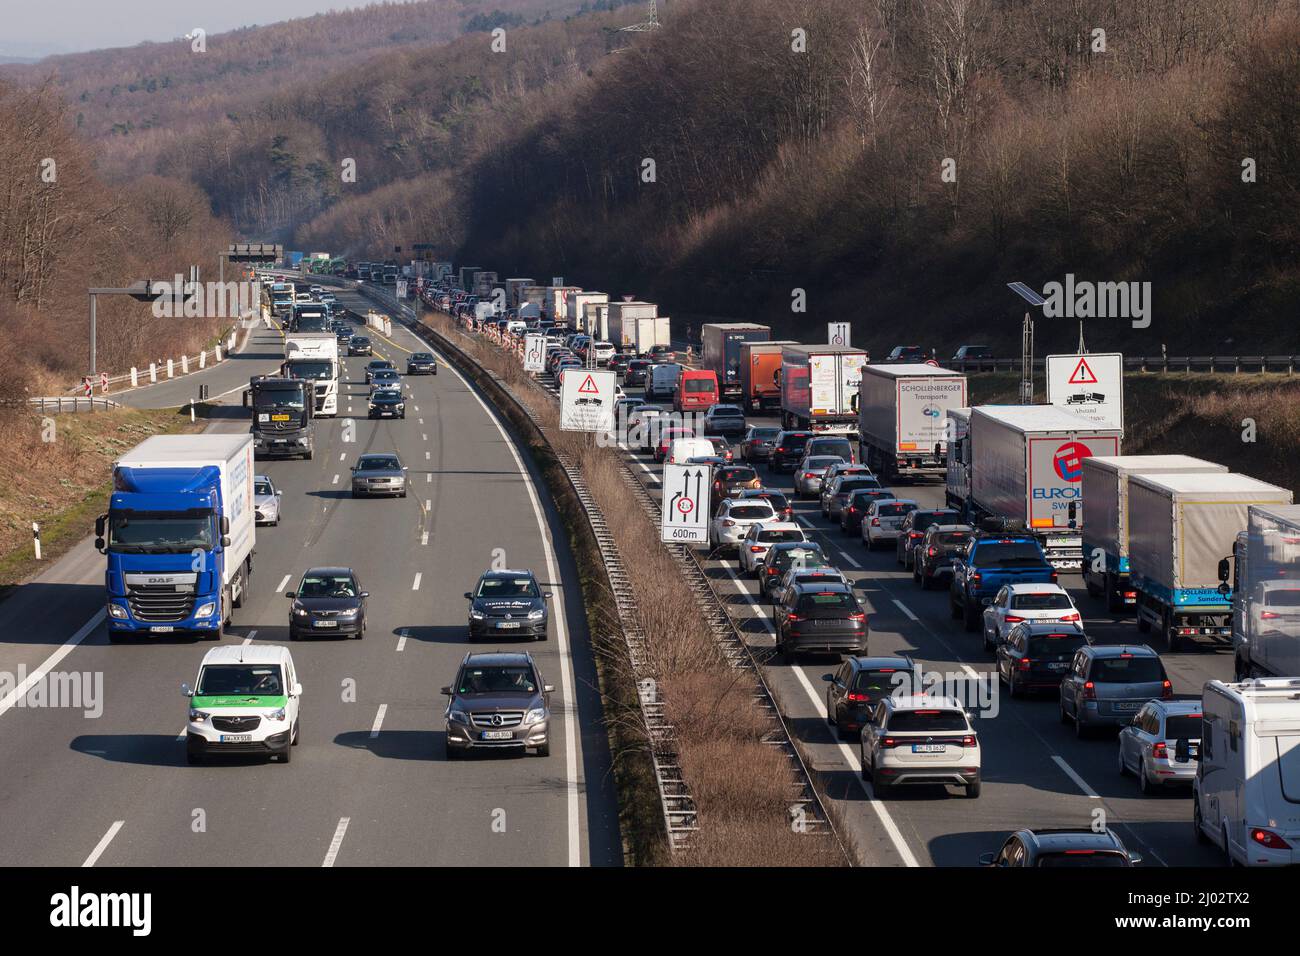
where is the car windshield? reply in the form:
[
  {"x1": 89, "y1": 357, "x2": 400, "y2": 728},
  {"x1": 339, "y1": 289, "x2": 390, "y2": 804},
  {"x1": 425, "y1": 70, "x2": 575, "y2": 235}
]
[
  {"x1": 852, "y1": 490, "x2": 893, "y2": 505},
  {"x1": 877, "y1": 503, "x2": 916, "y2": 517},
  {"x1": 777, "y1": 547, "x2": 826, "y2": 570},
  {"x1": 839, "y1": 478, "x2": 880, "y2": 494},
  {"x1": 1090, "y1": 657, "x2": 1165, "y2": 683},
  {"x1": 810, "y1": 440, "x2": 853, "y2": 459},
  {"x1": 412, "y1": 353, "x2": 432, "y2": 361},
  {"x1": 804, "y1": 457, "x2": 842, "y2": 471},
  {"x1": 797, "y1": 591, "x2": 855, "y2": 610},
  {"x1": 457, "y1": 665, "x2": 538, "y2": 695},
  {"x1": 758, "y1": 492, "x2": 790, "y2": 510},
  {"x1": 298, "y1": 573, "x2": 357, "y2": 598},
  {"x1": 720, "y1": 468, "x2": 756, "y2": 482},
  {"x1": 973, "y1": 542, "x2": 1045, "y2": 566},
  {"x1": 712, "y1": 407, "x2": 742, "y2": 417},
  {"x1": 887, "y1": 709, "x2": 968, "y2": 732},
  {"x1": 1163, "y1": 715, "x2": 1201, "y2": 740},
  {"x1": 357, "y1": 457, "x2": 400, "y2": 471},
  {"x1": 352, "y1": 338, "x2": 369, "y2": 345},
  {"x1": 1037, "y1": 852, "x2": 1128, "y2": 868},
  {"x1": 476, "y1": 577, "x2": 540, "y2": 598},
  {"x1": 915, "y1": 511, "x2": 958, "y2": 530},
  {"x1": 750, "y1": 427, "x2": 781, "y2": 439},
  {"x1": 109, "y1": 512, "x2": 214, "y2": 552},
  {"x1": 758, "y1": 529, "x2": 803, "y2": 543},
  {"x1": 1265, "y1": 589, "x2": 1300, "y2": 607},
  {"x1": 935, "y1": 531, "x2": 969, "y2": 549},
  {"x1": 197, "y1": 664, "x2": 284, "y2": 697},
  {"x1": 1013, "y1": 593, "x2": 1073, "y2": 610},
  {"x1": 730, "y1": 505, "x2": 775, "y2": 520},
  {"x1": 855, "y1": 668, "x2": 919, "y2": 697},
  {"x1": 780, "y1": 433, "x2": 811, "y2": 449},
  {"x1": 1027, "y1": 634, "x2": 1087, "y2": 657},
  {"x1": 254, "y1": 480, "x2": 274, "y2": 496}
]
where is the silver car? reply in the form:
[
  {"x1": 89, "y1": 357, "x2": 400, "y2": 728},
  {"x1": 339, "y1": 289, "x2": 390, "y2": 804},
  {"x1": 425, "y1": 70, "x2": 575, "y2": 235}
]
[
  {"x1": 351, "y1": 453, "x2": 408, "y2": 498},
  {"x1": 254, "y1": 475, "x2": 281, "y2": 526},
  {"x1": 1059, "y1": 644, "x2": 1171, "y2": 738},
  {"x1": 861, "y1": 498, "x2": 918, "y2": 549},
  {"x1": 793, "y1": 455, "x2": 846, "y2": 498},
  {"x1": 1117, "y1": 698, "x2": 1201, "y2": 793}
]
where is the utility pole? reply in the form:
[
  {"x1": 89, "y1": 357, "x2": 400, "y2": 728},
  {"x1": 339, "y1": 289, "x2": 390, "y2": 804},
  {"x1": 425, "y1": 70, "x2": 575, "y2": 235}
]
[
  {"x1": 620, "y1": 0, "x2": 661, "y2": 32},
  {"x1": 1007, "y1": 281, "x2": 1047, "y2": 405}
]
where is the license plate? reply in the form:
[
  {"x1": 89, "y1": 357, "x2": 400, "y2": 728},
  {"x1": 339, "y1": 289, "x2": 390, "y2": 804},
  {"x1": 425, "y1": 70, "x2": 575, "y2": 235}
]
[
  {"x1": 273, "y1": 439, "x2": 287, "y2": 444},
  {"x1": 1047, "y1": 537, "x2": 1074, "y2": 547},
  {"x1": 1048, "y1": 662, "x2": 1068, "y2": 671},
  {"x1": 314, "y1": 620, "x2": 338, "y2": 628},
  {"x1": 496, "y1": 621, "x2": 521, "y2": 629},
  {"x1": 220, "y1": 734, "x2": 253, "y2": 743},
  {"x1": 271, "y1": 414, "x2": 290, "y2": 421},
  {"x1": 912, "y1": 744, "x2": 946, "y2": 753},
  {"x1": 150, "y1": 626, "x2": 174, "y2": 633},
  {"x1": 481, "y1": 730, "x2": 512, "y2": 740},
  {"x1": 1114, "y1": 702, "x2": 1138, "y2": 712}
]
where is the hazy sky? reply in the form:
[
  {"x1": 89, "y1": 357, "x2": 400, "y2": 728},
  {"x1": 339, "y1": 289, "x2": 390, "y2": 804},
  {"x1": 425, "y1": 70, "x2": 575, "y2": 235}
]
[{"x1": 1, "y1": 0, "x2": 376, "y2": 58}]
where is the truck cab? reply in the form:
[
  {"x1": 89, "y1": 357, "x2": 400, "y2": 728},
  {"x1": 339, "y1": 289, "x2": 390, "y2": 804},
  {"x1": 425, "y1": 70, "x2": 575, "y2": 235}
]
[
  {"x1": 950, "y1": 524, "x2": 1057, "y2": 632},
  {"x1": 249, "y1": 376, "x2": 314, "y2": 460}
]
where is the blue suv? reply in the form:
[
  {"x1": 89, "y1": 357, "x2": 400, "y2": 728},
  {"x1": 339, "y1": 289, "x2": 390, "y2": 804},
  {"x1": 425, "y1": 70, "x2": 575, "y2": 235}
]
[{"x1": 950, "y1": 526, "x2": 1057, "y2": 632}]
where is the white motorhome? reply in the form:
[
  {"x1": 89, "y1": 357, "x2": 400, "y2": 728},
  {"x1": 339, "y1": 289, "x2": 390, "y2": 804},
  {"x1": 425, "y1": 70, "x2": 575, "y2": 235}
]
[{"x1": 1192, "y1": 678, "x2": 1300, "y2": 866}]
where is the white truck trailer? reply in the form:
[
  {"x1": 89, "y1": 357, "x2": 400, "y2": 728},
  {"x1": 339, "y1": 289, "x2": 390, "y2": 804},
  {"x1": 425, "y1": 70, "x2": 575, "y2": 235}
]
[
  {"x1": 778, "y1": 344, "x2": 868, "y2": 433},
  {"x1": 856, "y1": 364, "x2": 967, "y2": 482},
  {"x1": 567, "y1": 292, "x2": 608, "y2": 334},
  {"x1": 1230, "y1": 504, "x2": 1300, "y2": 679},
  {"x1": 607, "y1": 302, "x2": 662, "y2": 352}
]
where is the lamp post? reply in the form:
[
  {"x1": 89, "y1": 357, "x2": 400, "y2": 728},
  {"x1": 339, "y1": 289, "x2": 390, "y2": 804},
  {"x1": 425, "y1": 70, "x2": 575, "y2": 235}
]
[{"x1": 1007, "y1": 281, "x2": 1046, "y2": 405}]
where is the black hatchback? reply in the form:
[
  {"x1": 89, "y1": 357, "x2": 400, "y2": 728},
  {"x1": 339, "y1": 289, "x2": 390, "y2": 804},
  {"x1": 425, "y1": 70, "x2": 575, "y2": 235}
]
[
  {"x1": 623, "y1": 359, "x2": 652, "y2": 387},
  {"x1": 286, "y1": 567, "x2": 368, "y2": 640},
  {"x1": 823, "y1": 656, "x2": 922, "y2": 740},
  {"x1": 770, "y1": 431, "x2": 815, "y2": 473},
  {"x1": 465, "y1": 569, "x2": 552, "y2": 641},
  {"x1": 774, "y1": 581, "x2": 868, "y2": 663},
  {"x1": 996, "y1": 622, "x2": 1091, "y2": 697}
]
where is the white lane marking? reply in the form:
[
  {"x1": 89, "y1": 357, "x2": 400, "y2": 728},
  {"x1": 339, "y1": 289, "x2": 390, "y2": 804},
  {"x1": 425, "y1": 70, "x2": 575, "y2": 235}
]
[
  {"x1": 322, "y1": 817, "x2": 350, "y2": 867},
  {"x1": 420, "y1": 532, "x2": 429, "y2": 546},
  {"x1": 176, "y1": 726, "x2": 187, "y2": 741},
  {"x1": 276, "y1": 574, "x2": 292, "y2": 594},
  {"x1": 339, "y1": 453, "x2": 346, "y2": 461},
  {"x1": 396, "y1": 630, "x2": 408, "y2": 652},
  {"x1": 411, "y1": 572, "x2": 422, "y2": 591},
  {"x1": 424, "y1": 499, "x2": 431, "y2": 511},
  {"x1": 243, "y1": 628, "x2": 258, "y2": 646},
  {"x1": 892, "y1": 599, "x2": 919, "y2": 622},
  {"x1": 619, "y1": 442, "x2": 662, "y2": 484},
  {"x1": 0, "y1": 610, "x2": 105, "y2": 720},
  {"x1": 1052, "y1": 755, "x2": 1101, "y2": 798},
  {"x1": 425, "y1": 451, "x2": 430, "y2": 460},
  {"x1": 82, "y1": 821, "x2": 124, "y2": 867},
  {"x1": 438, "y1": 348, "x2": 583, "y2": 867},
  {"x1": 422, "y1": 433, "x2": 428, "y2": 441},
  {"x1": 332, "y1": 474, "x2": 340, "y2": 485},
  {"x1": 418, "y1": 418, "x2": 424, "y2": 425},
  {"x1": 369, "y1": 704, "x2": 387, "y2": 738},
  {"x1": 426, "y1": 473, "x2": 431, "y2": 483},
  {"x1": 715, "y1": 562, "x2": 922, "y2": 867},
  {"x1": 839, "y1": 551, "x2": 862, "y2": 569}
]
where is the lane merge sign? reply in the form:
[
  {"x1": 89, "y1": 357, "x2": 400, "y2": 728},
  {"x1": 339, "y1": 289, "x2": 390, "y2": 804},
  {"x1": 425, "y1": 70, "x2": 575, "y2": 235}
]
[
  {"x1": 560, "y1": 368, "x2": 616, "y2": 433},
  {"x1": 828, "y1": 322, "x2": 851, "y2": 347},
  {"x1": 661, "y1": 463, "x2": 710, "y2": 544},
  {"x1": 523, "y1": 333, "x2": 545, "y2": 372},
  {"x1": 1046, "y1": 352, "x2": 1124, "y2": 433}
]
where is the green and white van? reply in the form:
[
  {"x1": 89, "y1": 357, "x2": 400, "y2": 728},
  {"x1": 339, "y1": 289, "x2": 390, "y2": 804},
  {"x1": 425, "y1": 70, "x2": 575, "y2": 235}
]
[{"x1": 182, "y1": 645, "x2": 302, "y2": 764}]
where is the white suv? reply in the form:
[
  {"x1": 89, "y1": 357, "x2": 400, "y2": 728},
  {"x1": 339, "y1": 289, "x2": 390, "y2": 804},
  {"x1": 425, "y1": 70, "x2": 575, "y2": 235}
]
[
  {"x1": 738, "y1": 521, "x2": 806, "y2": 574},
  {"x1": 861, "y1": 695, "x2": 981, "y2": 798},
  {"x1": 709, "y1": 499, "x2": 776, "y2": 552},
  {"x1": 981, "y1": 582, "x2": 1081, "y2": 652},
  {"x1": 182, "y1": 645, "x2": 302, "y2": 765}
]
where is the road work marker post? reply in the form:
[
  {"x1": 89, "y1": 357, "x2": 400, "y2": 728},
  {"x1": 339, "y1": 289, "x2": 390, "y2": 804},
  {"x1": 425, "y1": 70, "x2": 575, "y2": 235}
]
[
  {"x1": 32, "y1": 522, "x2": 41, "y2": 560},
  {"x1": 181, "y1": 354, "x2": 189, "y2": 375},
  {"x1": 199, "y1": 350, "x2": 206, "y2": 369},
  {"x1": 215, "y1": 344, "x2": 223, "y2": 362},
  {"x1": 166, "y1": 359, "x2": 174, "y2": 378},
  {"x1": 190, "y1": 401, "x2": 196, "y2": 423},
  {"x1": 149, "y1": 363, "x2": 157, "y2": 383},
  {"x1": 130, "y1": 367, "x2": 138, "y2": 388}
]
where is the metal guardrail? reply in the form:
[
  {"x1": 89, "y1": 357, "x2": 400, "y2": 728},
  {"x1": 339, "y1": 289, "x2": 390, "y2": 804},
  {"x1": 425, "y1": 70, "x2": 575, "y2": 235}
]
[
  {"x1": 397, "y1": 284, "x2": 849, "y2": 860},
  {"x1": 25, "y1": 396, "x2": 122, "y2": 413}
]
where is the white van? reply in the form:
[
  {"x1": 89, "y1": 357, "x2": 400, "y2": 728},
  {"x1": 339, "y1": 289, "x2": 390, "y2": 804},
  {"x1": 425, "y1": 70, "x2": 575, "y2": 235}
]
[
  {"x1": 1191, "y1": 677, "x2": 1300, "y2": 865},
  {"x1": 667, "y1": 437, "x2": 715, "y2": 465},
  {"x1": 182, "y1": 644, "x2": 302, "y2": 765},
  {"x1": 648, "y1": 363, "x2": 682, "y2": 401}
]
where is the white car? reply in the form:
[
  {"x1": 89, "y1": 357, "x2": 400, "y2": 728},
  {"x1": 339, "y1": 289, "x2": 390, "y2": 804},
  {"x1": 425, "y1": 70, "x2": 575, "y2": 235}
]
[
  {"x1": 861, "y1": 498, "x2": 918, "y2": 549},
  {"x1": 182, "y1": 644, "x2": 303, "y2": 765},
  {"x1": 981, "y1": 582, "x2": 1081, "y2": 652},
  {"x1": 709, "y1": 499, "x2": 776, "y2": 552},
  {"x1": 1117, "y1": 699, "x2": 1201, "y2": 795},
  {"x1": 591, "y1": 341, "x2": 617, "y2": 364},
  {"x1": 253, "y1": 475, "x2": 281, "y2": 526},
  {"x1": 738, "y1": 522, "x2": 807, "y2": 574},
  {"x1": 860, "y1": 695, "x2": 981, "y2": 798}
]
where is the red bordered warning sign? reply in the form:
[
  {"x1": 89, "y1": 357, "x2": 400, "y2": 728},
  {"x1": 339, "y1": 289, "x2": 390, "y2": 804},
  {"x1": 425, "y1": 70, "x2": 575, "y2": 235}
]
[
  {"x1": 577, "y1": 374, "x2": 600, "y2": 394},
  {"x1": 1068, "y1": 357, "x2": 1098, "y2": 384}
]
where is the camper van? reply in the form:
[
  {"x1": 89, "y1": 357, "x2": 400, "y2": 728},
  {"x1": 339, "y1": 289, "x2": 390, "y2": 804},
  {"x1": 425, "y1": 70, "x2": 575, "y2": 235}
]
[{"x1": 1190, "y1": 678, "x2": 1300, "y2": 866}]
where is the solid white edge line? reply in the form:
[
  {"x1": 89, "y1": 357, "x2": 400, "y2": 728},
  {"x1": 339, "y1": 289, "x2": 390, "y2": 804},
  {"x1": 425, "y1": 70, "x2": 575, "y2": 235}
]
[
  {"x1": 369, "y1": 704, "x2": 387, "y2": 739},
  {"x1": 82, "y1": 820, "x2": 124, "y2": 867},
  {"x1": 322, "y1": 817, "x2": 350, "y2": 867},
  {"x1": 0, "y1": 609, "x2": 106, "y2": 720},
  {"x1": 396, "y1": 630, "x2": 408, "y2": 652}
]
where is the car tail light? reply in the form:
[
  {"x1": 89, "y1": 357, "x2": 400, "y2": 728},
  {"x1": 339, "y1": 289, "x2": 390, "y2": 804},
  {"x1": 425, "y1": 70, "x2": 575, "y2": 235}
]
[
  {"x1": 871, "y1": 518, "x2": 880, "y2": 526},
  {"x1": 878, "y1": 737, "x2": 902, "y2": 749},
  {"x1": 804, "y1": 472, "x2": 816, "y2": 479},
  {"x1": 776, "y1": 447, "x2": 785, "y2": 453},
  {"x1": 1251, "y1": 829, "x2": 1292, "y2": 850},
  {"x1": 927, "y1": 546, "x2": 937, "y2": 556},
  {"x1": 846, "y1": 692, "x2": 867, "y2": 702},
  {"x1": 1161, "y1": 679, "x2": 1173, "y2": 700},
  {"x1": 849, "y1": 612, "x2": 866, "y2": 622},
  {"x1": 750, "y1": 546, "x2": 764, "y2": 553},
  {"x1": 909, "y1": 532, "x2": 924, "y2": 539},
  {"x1": 1260, "y1": 611, "x2": 1281, "y2": 620},
  {"x1": 1060, "y1": 612, "x2": 1080, "y2": 622},
  {"x1": 1018, "y1": 658, "x2": 1031, "y2": 671},
  {"x1": 1004, "y1": 615, "x2": 1024, "y2": 624},
  {"x1": 970, "y1": 573, "x2": 982, "y2": 584},
  {"x1": 1050, "y1": 570, "x2": 1059, "y2": 583},
  {"x1": 786, "y1": 613, "x2": 802, "y2": 622},
  {"x1": 1082, "y1": 681, "x2": 1096, "y2": 700},
  {"x1": 1124, "y1": 591, "x2": 1137, "y2": 599},
  {"x1": 848, "y1": 507, "x2": 858, "y2": 514},
  {"x1": 960, "y1": 735, "x2": 977, "y2": 748},
  {"x1": 1152, "y1": 741, "x2": 1168, "y2": 760}
]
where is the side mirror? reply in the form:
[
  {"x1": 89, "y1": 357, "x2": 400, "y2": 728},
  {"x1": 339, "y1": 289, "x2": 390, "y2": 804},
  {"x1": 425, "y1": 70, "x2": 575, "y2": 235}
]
[
  {"x1": 292, "y1": 682, "x2": 303, "y2": 698},
  {"x1": 94, "y1": 538, "x2": 105, "y2": 552},
  {"x1": 181, "y1": 682, "x2": 193, "y2": 698},
  {"x1": 463, "y1": 592, "x2": 473, "y2": 600},
  {"x1": 1128, "y1": 852, "x2": 1143, "y2": 866},
  {"x1": 1217, "y1": 558, "x2": 1230, "y2": 583},
  {"x1": 221, "y1": 516, "x2": 230, "y2": 535},
  {"x1": 285, "y1": 591, "x2": 296, "y2": 599},
  {"x1": 543, "y1": 684, "x2": 555, "y2": 694},
  {"x1": 95, "y1": 515, "x2": 106, "y2": 537},
  {"x1": 978, "y1": 852, "x2": 996, "y2": 867},
  {"x1": 821, "y1": 673, "x2": 833, "y2": 682},
  {"x1": 220, "y1": 536, "x2": 231, "y2": 548},
  {"x1": 440, "y1": 686, "x2": 452, "y2": 696}
]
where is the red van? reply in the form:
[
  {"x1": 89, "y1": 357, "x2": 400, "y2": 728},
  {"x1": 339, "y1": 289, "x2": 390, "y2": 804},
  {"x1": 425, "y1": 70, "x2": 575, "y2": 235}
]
[{"x1": 675, "y1": 369, "x2": 720, "y2": 413}]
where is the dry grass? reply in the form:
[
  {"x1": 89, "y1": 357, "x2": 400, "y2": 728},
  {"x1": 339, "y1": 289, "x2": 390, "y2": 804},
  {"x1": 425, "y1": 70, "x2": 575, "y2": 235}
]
[{"x1": 426, "y1": 312, "x2": 845, "y2": 866}]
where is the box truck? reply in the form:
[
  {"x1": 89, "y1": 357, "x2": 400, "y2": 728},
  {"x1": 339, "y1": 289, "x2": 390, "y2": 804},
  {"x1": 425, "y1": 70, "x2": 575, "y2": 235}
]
[
  {"x1": 249, "y1": 375, "x2": 315, "y2": 460},
  {"x1": 944, "y1": 408, "x2": 972, "y2": 513},
  {"x1": 97, "y1": 434, "x2": 256, "y2": 642},
  {"x1": 1230, "y1": 504, "x2": 1300, "y2": 679},
  {"x1": 739, "y1": 340, "x2": 796, "y2": 413},
  {"x1": 968, "y1": 405, "x2": 1122, "y2": 569},
  {"x1": 857, "y1": 364, "x2": 968, "y2": 482},
  {"x1": 568, "y1": 292, "x2": 608, "y2": 334},
  {"x1": 473, "y1": 271, "x2": 499, "y2": 298},
  {"x1": 546, "y1": 286, "x2": 581, "y2": 323},
  {"x1": 283, "y1": 333, "x2": 339, "y2": 416},
  {"x1": 779, "y1": 344, "x2": 868, "y2": 433},
  {"x1": 584, "y1": 302, "x2": 610, "y2": 341},
  {"x1": 506, "y1": 278, "x2": 535, "y2": 309},
  {"x1": 701, "y1": 323, "x2": 771, "y2": 403},
  {"x1": 1080, "y1": 455, "x2": 1228, "y2": 611},
  {"x1": 1128, "y1": 472, "x2": 1292, "y2": 651},
  {"x1": 607, "y1": 302, "x2": 661, "y2": 352}
]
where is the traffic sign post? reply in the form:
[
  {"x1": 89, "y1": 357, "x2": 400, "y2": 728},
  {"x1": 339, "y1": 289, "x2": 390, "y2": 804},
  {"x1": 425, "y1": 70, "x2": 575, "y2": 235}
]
[
  {"x1": 1045, "y1": 352, "x2": 1124, "y2": 433},
  {"x1": 660, "y1": 463, "x2": 711, "y2": 544},
  {"x1": 560, "y1": 368, "x2": 616, "y2": 433},
  {"x1": 828, "y1": 322, "x2": 851, "y2": 347},
  {"x1": 523, "y1": 334, "x2": 546, "y2": 372}
]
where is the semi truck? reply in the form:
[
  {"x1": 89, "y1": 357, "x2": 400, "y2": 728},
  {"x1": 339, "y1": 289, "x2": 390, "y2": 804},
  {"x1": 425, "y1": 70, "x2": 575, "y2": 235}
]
[
  {"x1": 1128, "y1": 472, "x2": 1292, "y2": 651},
  {"x1": 568, "y1": 292, "x2": 608, "y2": 334},
  {"x1": 1230, "y1": 505, "x2": 1300, "y2": 680},
  {"x1": 282, "y1": 333, "x2": 339, "y2": 416},
  {"x1": 249, "y1": 375, "x2": 315, "y2": 460},
  {"x1": 944, "y1": 407, "x2": 972, "y2": 512},
  {"x1": 506, "y1": 279, "x2": 535, "y2": 309},
  {"x1": 1080, "y1": 455, "x2": 1227, "y2": 611},
  {"x1": 289, "y1": 301, "x2": 330, "y2": 333},
  {"x1": 967, "y1": 405, "x2": 1122, "y2": 570},
  {"x1": 856, "y1": 364, "x2": 968, "y2": 482},
  {"x1": 739, "y1": 340, "x2": 796, "y2": 413},
  {"x1": 459, "y1": 266, "x2": 483, "y2": 292},
  {"x1": 702, "y1": 323, "x2": 771, "y2": 403},
  {"x1": 607, "y1": 302, "x2": 662, "y2": 352},
  {"x1": 778, "y1": 344, "x2": 868, "y2": 433},
  {"x1": 96, "y1": 434, "x2": 255, "y2": 643},
  {"x1": 546, "y1": 286, "x2": 582, "y2": 323},
  {"x1": 584, "y1": 302, "x2": 610, "y2": 341}
]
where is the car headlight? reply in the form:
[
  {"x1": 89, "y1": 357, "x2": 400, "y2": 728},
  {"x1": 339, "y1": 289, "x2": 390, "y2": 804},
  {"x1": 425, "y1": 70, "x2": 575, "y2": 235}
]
[
  {"x1": 195, "y1": 602, "x2": 216, "y2": 618},
  {"x1": 528, "y1": 608, "x2": 545, "y2": 620},
  {"x1": 396, "y1": 403, "x2": 405, "y2": 410},
  {"x1": 293, "y1": 605, "x2": 309, "y2": 617},
  {"x1": 338, "y1": 607, "x2": 359, "y2": 618},
  {"x1": 524, "y1": 707, "x2": 547, "y2": 726},
  {"x1": 189, "y1": 709, "x2": 209, "y2": 722},
  {"x1": 448, "y1": 708, "x2": 469, "y2": 724},
  {"x1": 269, "y1": 707, "x2": 287, "y2": 722},
  {"x1": 107, "y1": 603, "x2": 128, "y2": 619},
  {"x1": 469, "y1": 609, "x2": 485, "y2": 620}
]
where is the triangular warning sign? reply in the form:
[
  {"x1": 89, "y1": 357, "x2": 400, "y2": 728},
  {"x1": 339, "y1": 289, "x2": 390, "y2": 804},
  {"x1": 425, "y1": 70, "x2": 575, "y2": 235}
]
[
  {"x1": 1068, "y1": 357, "x2": 1098, "y2": 384},
  {"x1": 577, "y1": 374, "x2": 600, "y2": 394}
]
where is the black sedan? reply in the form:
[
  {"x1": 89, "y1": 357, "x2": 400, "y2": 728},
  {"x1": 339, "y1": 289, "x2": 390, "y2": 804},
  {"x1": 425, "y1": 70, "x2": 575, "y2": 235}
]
[
  {"x1": 466, "y1": 569, "x2": 552, "y2": 641},
  {"x1": 287, "y1": 567, "x2": 367, "y2": 640},
  {"x1": 407, "y1": 352, "x2": 438, "y2": 375},
  {"x1": 364, "y1": 360, "x2": 396, "y2": 384},
  {"x1": 368, "y1": 389, "x2": 406, "y2": 419},
  {"x1": 349, "y1": 336, "x2": 373, "y2": 356}
]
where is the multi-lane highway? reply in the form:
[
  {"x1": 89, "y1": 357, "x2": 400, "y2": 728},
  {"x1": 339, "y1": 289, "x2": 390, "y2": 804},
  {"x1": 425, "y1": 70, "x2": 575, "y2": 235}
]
[{"x1": 0, "y1": 286, "x2": 620, "y2": 867}]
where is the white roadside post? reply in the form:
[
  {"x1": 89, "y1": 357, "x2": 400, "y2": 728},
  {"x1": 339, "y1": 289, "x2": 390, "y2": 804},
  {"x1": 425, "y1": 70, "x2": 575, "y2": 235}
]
[
  {"x1": 32, "y1": 522, "x2": 41, "y2": 560},
  {"x1": 181, "y1": 354, "x2": 189, "y2": 375},
  {"x1": 130, "y1": 367, "x2": 138, "y2": 388},
  {"x1": 199, "y1": 350, "x2": 206, "y2": 369},
  {"x1": 166, "y1": 359, "x2": 174, "y2": 378},
  {"x1": 149, "y1": 362, "x2": 157, "y2": 383}
]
